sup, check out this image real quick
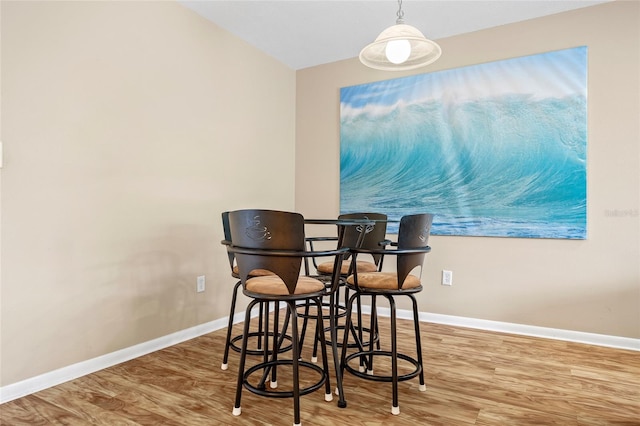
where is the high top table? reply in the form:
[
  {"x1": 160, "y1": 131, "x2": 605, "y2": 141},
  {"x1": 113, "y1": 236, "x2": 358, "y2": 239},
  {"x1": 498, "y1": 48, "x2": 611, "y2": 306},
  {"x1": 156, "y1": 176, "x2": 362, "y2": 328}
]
[{"x1": 302, "y1": 217, "x2": 377, "y2": 408}]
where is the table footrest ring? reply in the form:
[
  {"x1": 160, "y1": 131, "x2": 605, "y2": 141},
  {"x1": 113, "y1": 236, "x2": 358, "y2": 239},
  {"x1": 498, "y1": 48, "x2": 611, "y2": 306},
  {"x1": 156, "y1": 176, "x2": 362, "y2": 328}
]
[{"x1": 325, "y1": 325, "x2": 378, "y2": 348}]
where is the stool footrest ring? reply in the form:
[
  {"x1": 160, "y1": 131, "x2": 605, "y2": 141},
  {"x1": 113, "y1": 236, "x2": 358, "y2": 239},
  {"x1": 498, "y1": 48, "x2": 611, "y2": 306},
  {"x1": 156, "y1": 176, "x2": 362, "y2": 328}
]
[
  {"x1": 243, "y1": 359, "x2": 327, "y2": 399},
  {"x1": 344, "y1": 351, "x2": 422, "y2": 383},
  {"x1": 296, "y1": 302, "x2": 348, "y2": 320},
  {"x1": 230, "y1": 331, "x2": 293, "y2": 356}
]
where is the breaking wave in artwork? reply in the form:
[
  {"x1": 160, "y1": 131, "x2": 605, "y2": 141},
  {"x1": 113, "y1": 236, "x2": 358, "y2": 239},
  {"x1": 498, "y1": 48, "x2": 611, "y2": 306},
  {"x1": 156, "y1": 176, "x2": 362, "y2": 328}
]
[{"x1": 340, "y1": 93, "x2": 587, "y2": 239}]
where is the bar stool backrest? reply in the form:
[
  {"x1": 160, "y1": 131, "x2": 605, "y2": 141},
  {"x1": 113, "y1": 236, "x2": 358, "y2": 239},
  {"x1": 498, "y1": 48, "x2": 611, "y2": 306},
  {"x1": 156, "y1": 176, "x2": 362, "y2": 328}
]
[
  {"x1": 228, "y1": 209, "x2": 306, "y2": 295},
  {"x1": 396, "y1": 213, "x2": 434, "y2": 288},
  {"x1": 338, "y1": 212, "x2": 388, "y2": 267},
  {"x1": 221, "y1": 211, "x2": 236, "y2": 275}
]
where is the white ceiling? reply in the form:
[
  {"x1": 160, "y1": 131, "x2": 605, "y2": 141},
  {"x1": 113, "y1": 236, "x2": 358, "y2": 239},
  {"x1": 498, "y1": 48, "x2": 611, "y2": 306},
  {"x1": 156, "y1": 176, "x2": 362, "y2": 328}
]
[{"x1": 178, "y1": 0, "x2": 611, "y2": 70}]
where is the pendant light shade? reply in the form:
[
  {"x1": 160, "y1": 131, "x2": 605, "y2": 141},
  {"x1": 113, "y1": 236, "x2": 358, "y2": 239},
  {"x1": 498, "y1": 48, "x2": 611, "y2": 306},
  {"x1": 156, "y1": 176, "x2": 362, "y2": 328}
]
[{"x1": 360, "y1": 1, "x2": 441, "y2": 71}]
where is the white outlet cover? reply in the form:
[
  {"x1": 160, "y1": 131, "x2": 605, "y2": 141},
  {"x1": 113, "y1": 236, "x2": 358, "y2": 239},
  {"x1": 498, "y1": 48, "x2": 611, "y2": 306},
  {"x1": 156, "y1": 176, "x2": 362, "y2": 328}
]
[
  {"x1": 442, "y1": 270, "x2": 453, "y2": 286},
  {"x1": 197, "y1": 275, "x2": 206, "y2": 292}
]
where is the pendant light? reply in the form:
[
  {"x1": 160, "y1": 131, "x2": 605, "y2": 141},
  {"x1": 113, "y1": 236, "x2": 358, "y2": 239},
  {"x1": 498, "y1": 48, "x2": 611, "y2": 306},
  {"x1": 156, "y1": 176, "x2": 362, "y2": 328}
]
[{"x1": 359, "y1": 0, "x2": 441, "y2": 71}]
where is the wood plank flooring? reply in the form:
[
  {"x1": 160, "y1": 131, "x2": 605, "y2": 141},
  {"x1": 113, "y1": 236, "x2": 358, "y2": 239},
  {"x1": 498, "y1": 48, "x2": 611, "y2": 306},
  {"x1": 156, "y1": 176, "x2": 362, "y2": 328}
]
[{"x1": 2, "y1": 313, "x2": 639, "y2": 425}]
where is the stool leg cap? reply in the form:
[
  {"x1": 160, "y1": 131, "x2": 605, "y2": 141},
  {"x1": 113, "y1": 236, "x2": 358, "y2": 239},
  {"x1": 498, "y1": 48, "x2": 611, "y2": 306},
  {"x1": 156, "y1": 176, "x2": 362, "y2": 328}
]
[
  {"x1": 311, "y1": 356, "x2": 318, "y2": 363},
  {"x1": 232, "y1": 406, "x2": 241, "y2": 416},
  {"x1": 391, "y1": 405, "x2": 400, "y2": 415},
  {"x1": 358, "y1": 365, "x2": 366, "y2": 373},
  {"x1": 334, "y1": 387, "x2": 340, "y2": 396},
  {"x1": 419, "y1": 384, "x2": 427, "y2": 392},
  {"x1": 221, "y1": 363, "x2": 228, "y2": 371},
  {"x1": 325, "y1": 392, "x2": 333, "y2": 402},
  {"x1": 270, "y1": 380, "x2": 278, "y2": 389}
]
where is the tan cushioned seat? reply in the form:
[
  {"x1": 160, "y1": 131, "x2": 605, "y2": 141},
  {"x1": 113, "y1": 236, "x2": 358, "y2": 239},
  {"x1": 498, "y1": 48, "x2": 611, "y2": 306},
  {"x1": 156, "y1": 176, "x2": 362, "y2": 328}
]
[
  {"x1": 317, "y1": 259, "x2": 378, "y2": 275},
  {"x1": 233, "y1": 265, "x2": 274, "y2": 277},
  {"x1": 346, "y1": 272, "x2": 421, "y2": 290},
  {"x1": 246, "y1": 275, "x2": 325, "y2": 295}
]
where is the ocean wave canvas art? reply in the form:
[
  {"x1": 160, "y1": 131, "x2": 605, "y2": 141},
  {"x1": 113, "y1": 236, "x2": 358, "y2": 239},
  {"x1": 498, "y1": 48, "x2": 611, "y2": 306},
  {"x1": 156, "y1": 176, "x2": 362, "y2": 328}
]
[{"x1": 340, "y1": 47, "x2": 587, "y2": 239}]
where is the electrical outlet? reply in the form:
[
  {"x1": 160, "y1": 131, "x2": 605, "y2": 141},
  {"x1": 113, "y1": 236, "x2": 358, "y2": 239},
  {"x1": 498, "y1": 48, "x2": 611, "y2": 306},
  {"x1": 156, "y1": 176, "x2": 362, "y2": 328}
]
[
  {"x1": 442, "y1": 270, "x2": 453, "y2": 286},
  {"x1": 196, "y1": 275, "x2": 206, "y2": 292}
]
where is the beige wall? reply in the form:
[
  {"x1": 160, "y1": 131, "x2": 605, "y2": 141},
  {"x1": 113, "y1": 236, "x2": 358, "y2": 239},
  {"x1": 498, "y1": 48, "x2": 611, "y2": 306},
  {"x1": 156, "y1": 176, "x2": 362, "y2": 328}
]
[
  {"x1": 0, "y1": 1, "x2": 295, "y2": 386},
  {"x1": 296, "y1": 1, "x2": 640, "y2": 338},
  {"x1": 1, "y1": 0, "x2": 638, "y2": 392}
]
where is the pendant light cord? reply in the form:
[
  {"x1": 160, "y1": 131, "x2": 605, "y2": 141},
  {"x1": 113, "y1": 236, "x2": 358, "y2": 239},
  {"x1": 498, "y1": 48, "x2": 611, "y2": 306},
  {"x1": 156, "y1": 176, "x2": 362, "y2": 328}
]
[{"x1": 396, "y1": 0, "x2": 405, "y2": 24}]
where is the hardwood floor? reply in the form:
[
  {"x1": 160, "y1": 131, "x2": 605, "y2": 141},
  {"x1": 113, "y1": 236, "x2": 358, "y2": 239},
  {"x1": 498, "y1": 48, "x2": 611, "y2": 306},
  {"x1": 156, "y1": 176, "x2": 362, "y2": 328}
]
[{"x1": 2, "y1": 313, "x2": 639, "y2": 425}]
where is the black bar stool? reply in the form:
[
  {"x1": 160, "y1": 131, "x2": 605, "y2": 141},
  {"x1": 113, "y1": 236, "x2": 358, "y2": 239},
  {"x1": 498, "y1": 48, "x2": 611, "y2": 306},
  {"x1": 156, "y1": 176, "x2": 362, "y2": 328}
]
[{"x1": 340, "y1": 213, "x2": 433, "y2": 416}]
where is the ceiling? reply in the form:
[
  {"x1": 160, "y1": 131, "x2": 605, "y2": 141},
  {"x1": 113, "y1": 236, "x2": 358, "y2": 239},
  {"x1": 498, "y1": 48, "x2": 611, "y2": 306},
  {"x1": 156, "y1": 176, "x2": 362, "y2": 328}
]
[{"x1": 178, "y1": 0, "x2": 610, "y2": 70}]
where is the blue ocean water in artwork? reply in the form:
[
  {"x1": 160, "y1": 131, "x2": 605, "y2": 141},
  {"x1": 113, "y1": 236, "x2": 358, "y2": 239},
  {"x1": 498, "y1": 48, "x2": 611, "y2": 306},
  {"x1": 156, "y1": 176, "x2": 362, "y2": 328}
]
[{"x1": 340, "y1": 47, "x2": 587, "y2": 239}]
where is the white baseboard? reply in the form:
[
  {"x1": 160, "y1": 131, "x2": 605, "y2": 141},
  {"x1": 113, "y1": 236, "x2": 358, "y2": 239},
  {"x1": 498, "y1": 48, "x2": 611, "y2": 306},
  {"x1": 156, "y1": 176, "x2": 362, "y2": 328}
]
[
  {"x1": 2, "y1": 308, "x2": 638, "y2": 404},
  {"x1": 0, "y1": 317, "x2": 228, "y2": 404},
  {"x1": 361, "y1": 305, "x2": 640, "y2": 352}
]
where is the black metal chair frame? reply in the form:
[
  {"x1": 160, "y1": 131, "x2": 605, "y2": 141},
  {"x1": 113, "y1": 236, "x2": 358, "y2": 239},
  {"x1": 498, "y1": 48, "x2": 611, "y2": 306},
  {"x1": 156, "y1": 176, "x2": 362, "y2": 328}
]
[
  {"x1": 339, "y1": 213, "x2": 433, "y2": 416},
  {"x1": 227, "y1": 209, "x2": 349, "y2": 425},
  {"x1": 220, "y1": 212, "x2": 292, "y2": 371}
]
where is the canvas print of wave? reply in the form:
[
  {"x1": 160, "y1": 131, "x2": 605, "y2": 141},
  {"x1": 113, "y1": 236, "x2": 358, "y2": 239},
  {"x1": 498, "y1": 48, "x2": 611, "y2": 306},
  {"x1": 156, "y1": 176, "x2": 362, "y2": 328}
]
[{"x1": 340, "y1": 47, "x2": 587, "y2": 239}]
